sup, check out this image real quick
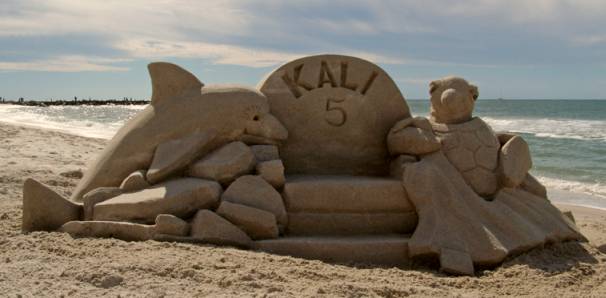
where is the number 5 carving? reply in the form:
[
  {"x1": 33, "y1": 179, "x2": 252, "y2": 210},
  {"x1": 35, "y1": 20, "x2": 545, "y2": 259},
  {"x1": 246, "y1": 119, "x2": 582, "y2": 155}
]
[{"x1": 325, "y1": 98, "x2": 347, "y2": 127}]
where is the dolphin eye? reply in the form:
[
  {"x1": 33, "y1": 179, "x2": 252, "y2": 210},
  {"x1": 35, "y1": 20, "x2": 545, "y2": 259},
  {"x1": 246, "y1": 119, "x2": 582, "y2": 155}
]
[{"x1": 253, "y1": 115, "x2": 260, "y2": 121}]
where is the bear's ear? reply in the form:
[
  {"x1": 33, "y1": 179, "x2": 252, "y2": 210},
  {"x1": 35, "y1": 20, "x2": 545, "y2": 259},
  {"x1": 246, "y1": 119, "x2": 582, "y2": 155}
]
[
  {"x1": 470, "y1": 84, "x2": 479, "y2": 100},
  {"x1": 429, "y1": 80, "x2": 440, "y2": 95}
]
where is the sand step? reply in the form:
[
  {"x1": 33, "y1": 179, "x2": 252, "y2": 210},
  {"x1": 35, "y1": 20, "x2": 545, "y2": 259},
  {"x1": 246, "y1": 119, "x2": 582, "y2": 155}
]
[
  {"x1": 253, "y1": 235, "x2": 411, "y2": 266},
  {"x1": 282, "y1": 175, "x2": 414, "y2": 213},
  {"x1": 282, "y1": 175, "x2": 417, "y2": 235},
  {"x1": 287, "y1": 212, "x2": 417, "y2": 235}
]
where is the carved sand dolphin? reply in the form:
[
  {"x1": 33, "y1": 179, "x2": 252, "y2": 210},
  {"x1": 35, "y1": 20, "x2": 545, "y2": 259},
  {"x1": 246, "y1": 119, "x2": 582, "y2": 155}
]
[{"x1": 70, "y1": 62, "x2": 288, "y2": 201}]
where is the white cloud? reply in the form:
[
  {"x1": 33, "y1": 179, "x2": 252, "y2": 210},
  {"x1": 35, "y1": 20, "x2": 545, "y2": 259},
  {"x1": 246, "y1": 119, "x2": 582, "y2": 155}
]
[
  {"x1": 342, "y1": 51, "x2": 408, "y2": 65},
  {"x1": 397, "y1": 78, "x2": 434, "y2": 86},
  {"x1": 363, "y1": 0, "x2": 606, "y2": 46},
  {"x1": 115, "y1": 38, "x2": 413, "y2": 68},
  {"x1": 572, "y1": 35, "x2": 606, "y2": 46},
  {"x1": 114, "y1": 37, "x2": 513, "y2": 68},
  {"x1": 115, "y1": 39, "x2": 301, "y2": 68},
  {"x1": 369, "y1": 0, "x2": 605, "y2": 23},
  {"x1": 0, "y1": 1, "x2": 416, "y2": 69},
  {"x1": 4, "y1": 1, "x2": 606, "y2": 40},
  {"x1": 302, "y1": 18, "x2": 379, "y2": 35},
  {"x1": 0, "y1": 0, "x2": 251, "y2": 38},
  {"x1": 2, "y1": 0, "x2": 606, "y2": 72},
  {"x1": 0, "y1": 56, "x2": 129, "y2": 72}
]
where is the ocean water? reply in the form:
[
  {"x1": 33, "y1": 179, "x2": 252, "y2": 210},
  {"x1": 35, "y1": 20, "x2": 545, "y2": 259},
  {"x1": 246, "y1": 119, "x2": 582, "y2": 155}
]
[
  {"x1": 409, "y1": 100, "x2": 606, "y2": 201},
  {"x1": 0, "y1": 104, "x2": 146, "y2": 139},
  {"x1": 0, "y1": 100, "x2": 604, "y2": 203}
]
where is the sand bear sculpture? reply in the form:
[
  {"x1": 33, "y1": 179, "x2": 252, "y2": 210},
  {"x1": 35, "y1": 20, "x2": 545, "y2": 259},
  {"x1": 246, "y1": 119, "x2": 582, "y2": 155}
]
[
  {"x1": 428, "y1": 77, "x2": 501, "y2": 196},
  {"x1": 429, "y1": 76, "x2": 535, "y2": 197},
  {"x1": 388, "y1": 76, "x2": 543, "y2": 198},
  {"x1": 20, "y1": 57, "x2": 584, "y2": 276},
  {"x1": 388, "y1": 76, "x2": 584, "y2": 275}
]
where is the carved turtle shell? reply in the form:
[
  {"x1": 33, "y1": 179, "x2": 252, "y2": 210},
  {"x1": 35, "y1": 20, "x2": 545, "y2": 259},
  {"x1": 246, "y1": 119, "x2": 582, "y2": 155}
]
[{"x1": 430, "y1": 117, "x2": 500, "y2": 196}]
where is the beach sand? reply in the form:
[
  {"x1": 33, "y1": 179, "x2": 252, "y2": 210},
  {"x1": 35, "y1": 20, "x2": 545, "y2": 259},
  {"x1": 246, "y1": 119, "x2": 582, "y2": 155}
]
[{"x1": 1, "y1": 123, "x2": 605, "y2": 297}]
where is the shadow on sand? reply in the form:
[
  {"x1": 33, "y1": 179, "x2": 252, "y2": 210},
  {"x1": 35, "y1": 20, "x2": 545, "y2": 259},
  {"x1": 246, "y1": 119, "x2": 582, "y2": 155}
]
[
  {"x1": 495, "y1": 241, "x2": 598, "y2": 274},
  {"x1": 276, "y1": 240, "x2": 599, "y2": 277}
]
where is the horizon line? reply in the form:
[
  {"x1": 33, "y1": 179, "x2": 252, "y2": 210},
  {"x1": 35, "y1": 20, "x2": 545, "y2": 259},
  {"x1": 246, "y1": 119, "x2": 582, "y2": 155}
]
[{"x1": 1, "y1": 98, "x2": 605, "y2": 102}]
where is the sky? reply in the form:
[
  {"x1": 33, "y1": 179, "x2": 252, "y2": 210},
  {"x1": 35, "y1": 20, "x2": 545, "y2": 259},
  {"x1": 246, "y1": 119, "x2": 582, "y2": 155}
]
[{"x1": 0, "y1": 0, "x2": 605, "y2": 100}]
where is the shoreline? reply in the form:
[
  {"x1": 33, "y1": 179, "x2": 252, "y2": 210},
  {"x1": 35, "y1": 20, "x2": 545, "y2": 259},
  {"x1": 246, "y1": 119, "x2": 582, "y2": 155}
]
[
  {"x1": 0, "y1": 120, "x2": 109, "y2": 141},
  {"x1": 549, "y1": 189, "x2": 606, "y2": 210}
]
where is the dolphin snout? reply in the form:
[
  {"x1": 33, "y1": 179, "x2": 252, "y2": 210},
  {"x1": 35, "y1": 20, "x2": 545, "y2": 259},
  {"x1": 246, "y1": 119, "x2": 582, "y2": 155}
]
[
  {"x1": 244, "y1": 113, "x2": 288, "y2": 143},
  {"x1": 261, "y1": 113, "x2": 289, "y2": 141}
]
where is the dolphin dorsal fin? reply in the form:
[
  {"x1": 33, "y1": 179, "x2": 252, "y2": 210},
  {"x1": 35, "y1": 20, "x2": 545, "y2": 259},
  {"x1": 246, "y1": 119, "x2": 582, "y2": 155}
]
[{"x1": 148, "y1": 62, "x2": 204, "y2": 105}]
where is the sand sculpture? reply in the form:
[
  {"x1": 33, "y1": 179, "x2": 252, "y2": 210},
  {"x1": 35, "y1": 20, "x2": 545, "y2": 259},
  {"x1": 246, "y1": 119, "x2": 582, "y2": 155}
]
[{"x1": 21, "y1": 55, "x2": 585, "y2": 276}]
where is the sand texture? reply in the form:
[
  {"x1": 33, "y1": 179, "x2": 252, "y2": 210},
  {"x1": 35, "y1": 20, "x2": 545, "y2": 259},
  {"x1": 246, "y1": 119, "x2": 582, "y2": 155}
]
[{"x1": 1, "y1": 123, "x2": 606, "y2": 297}]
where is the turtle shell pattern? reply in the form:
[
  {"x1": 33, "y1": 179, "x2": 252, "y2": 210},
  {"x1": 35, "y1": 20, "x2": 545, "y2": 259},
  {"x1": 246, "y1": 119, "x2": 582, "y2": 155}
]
[{"x1": 430, "y1": 117, "x2": 500, "y2": 197}]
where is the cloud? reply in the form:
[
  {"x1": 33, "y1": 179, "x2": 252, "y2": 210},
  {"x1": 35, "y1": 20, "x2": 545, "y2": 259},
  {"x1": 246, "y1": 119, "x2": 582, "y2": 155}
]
[
  {"x1": 0, "y1": 1, "x2": 413, "y2": 68},
  {"x1": 571, "y1": 35, "x2": 606, "y2": 46},
  {"x1": 2, "y1": 0, "x2": 606, "y2": 72},
  {"x1": 368, "y1": 0, "x2": 605, "y2": 23},
  {"x1": 115, "y1": 37, "x2": 514, "y2": 68},
  {"x1": 362, "y1": 0, "x2": 606, "y2": 46},
  {"x1": 397, "y1": 78, "x2": 434, "y2": 86},
  {"x1": 114, "y1": 38, "x2": 414, "y2": 68},
  {"x1": 115, "y1": 39, "x2": 301, "y2": 68},
  {"x1": 0, "y1": 56, "x2": 130, "y2": 72},
  {"x1": 4, "y1": 1, "x2": 606, "y2": 40},
  {"x1": 0, "y1": 0, "x2": 251, "y2": 38},
  {"x1": 302, "y1": 18, "x2": 379, "y2": 35}
]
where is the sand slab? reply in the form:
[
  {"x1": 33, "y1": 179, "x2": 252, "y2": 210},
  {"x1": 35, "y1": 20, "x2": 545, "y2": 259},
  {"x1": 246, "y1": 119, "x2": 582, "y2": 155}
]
[{"x1": 254, "y1": 235, "x2": 411, "y2": 266}]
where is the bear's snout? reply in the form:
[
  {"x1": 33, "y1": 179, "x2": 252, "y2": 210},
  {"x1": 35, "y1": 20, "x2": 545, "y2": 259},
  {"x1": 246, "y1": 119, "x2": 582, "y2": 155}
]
[
  {"x1": 429, "y1": 76, "x2": 477, "y2": 124},
  {"x1": 438, "y1": 87, "x2": 475, "y2": 123},
  {"x1": 440, "y1": 88, "x2": 462, "y2": 106}
]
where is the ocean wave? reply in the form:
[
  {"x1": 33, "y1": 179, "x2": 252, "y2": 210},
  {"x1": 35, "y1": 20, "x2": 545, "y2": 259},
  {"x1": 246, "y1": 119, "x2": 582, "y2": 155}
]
[
  {"x1": 537, "y1": 175, "x2": 606, "y2": 200},
  {"x1": 483, "y1": 117, "x2": 606, "y2": 142},
  {"x1": 0, "y1": 104, "x2": 146, "y2": 139}
]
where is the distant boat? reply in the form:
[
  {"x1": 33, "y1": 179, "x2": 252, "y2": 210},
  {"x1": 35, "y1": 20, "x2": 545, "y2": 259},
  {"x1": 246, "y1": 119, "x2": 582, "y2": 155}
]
[{"x1": 497, "y1": 97, "x2": 505, "y2": 101}]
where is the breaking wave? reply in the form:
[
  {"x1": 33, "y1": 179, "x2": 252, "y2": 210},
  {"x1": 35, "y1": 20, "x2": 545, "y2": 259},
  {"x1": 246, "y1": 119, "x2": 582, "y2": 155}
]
[
  {"x1": 483, "y1": 117, "x2": 606, "y2": 142},
  {"x1": 0, "y1": 104, "x2": 146, "y2": 139}
]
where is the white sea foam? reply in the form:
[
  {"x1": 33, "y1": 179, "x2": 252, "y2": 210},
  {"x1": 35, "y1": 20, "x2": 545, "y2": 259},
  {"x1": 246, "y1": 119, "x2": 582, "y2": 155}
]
[
  {"x1": 537, "y1": 175, "x2": 606, "y2": 200},
  {"x1": 0, "y1": 104, "x2": 146, "y2": 139},
  {"x1": 483, "y1": 117, "x2": 606, "y2": 142}
]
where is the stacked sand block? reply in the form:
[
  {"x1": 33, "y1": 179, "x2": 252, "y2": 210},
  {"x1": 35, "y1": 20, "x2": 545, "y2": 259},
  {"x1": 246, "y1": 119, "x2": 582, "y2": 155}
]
[
  {"x1": 23, "y1": 138, "x2": 288, "y2": 248},
  {"x1": 253, "y1": 176, "x2": 417, "y2": 266},
  {"x1": 281, "y1": 176, "x2": 416, "y2": 236},
  {"x1": 222, "y1": 175, "x2": 287, "y2": 232},
  {"x1": 252, "y1": 55, "x2": 418, "y2": 266},
  {"x1": 254, "y1": 236, "x2": 411, "y2": 266},
  {"x1": 23, "y1": 62, "x2": 290, "y2": 247},
  {"x1": 69, "y1": 64, "x2": 288, "y2": 202}
]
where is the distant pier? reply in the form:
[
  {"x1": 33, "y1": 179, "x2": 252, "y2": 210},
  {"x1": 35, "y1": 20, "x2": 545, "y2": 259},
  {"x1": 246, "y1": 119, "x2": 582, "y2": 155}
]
[{"x1": 0, "y1": 97, "x2": 150, "y2": 106}]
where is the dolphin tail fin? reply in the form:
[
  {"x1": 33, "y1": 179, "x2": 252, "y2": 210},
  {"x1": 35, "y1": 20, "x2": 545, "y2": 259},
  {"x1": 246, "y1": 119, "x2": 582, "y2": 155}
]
[
  {"x1": 22, "y1": 178, "x2": 82, "y2": 233},
  {"x1": 148, "y1": 62, "x2": 204, "y2": 105}
]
